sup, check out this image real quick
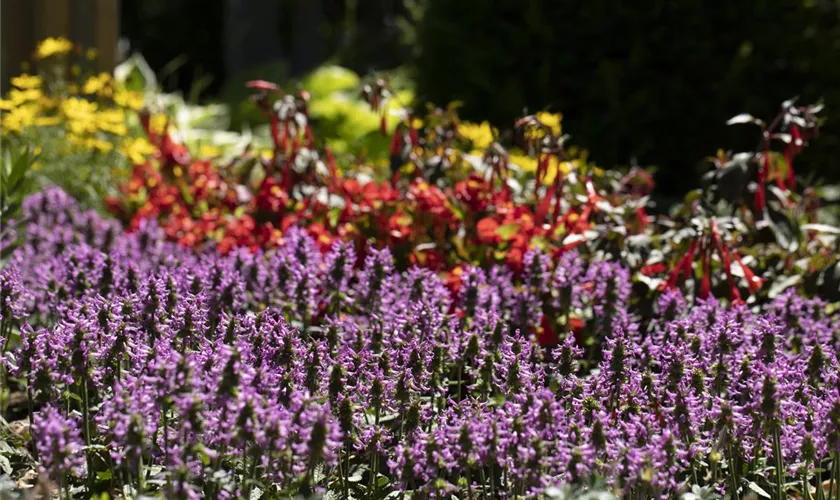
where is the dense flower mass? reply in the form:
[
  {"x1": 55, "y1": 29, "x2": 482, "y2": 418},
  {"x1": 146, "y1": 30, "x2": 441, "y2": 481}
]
[{"x1": 1, "y1": 187, "x2": 839, "y2": 499}]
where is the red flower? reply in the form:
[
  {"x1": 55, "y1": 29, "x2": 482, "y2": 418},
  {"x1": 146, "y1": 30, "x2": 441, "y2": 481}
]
[
  {"x1": 476, "y1": 217, "x2": 499, "y2": 244},
  {"x1": 538, "y1": 315, "x2": 560, "y2": 346},
  {"x1": 640, "y1": 262, "x2": 667, "y2": 276}
]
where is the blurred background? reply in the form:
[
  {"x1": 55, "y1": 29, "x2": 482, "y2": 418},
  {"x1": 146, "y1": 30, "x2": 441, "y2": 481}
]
[{"x1": 4, "y1": 0, "x2": 840, "y2": 196}]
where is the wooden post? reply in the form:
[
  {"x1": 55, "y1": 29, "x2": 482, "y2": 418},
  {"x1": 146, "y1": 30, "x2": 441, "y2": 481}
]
[
  {"x1": 0, "y1": 0, "x2": 120, "y2": 92},
  {"x1": 93, "y1": 0, "x2": 118, "y2": 75}
]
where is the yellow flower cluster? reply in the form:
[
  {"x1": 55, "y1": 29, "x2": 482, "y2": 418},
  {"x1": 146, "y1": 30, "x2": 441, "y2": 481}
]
[
  {"x1": 1, "y1": 40, "x2": 153, "y2": 165},
  {"x1": 457, "y1": 121, "x2": 497, "y2": 152},
  {"x1": 35, "y1": 37, "x2": 73, "y2": 59},
  {"x1": 83, "y1": 72, "x2": 114, "y2": 97},
  {"x1": 535, "y1": 111, "x2": 562, "y2": 136},
  {"x1": 120, "y1": 138, "x2": 157, "y2": 164}
]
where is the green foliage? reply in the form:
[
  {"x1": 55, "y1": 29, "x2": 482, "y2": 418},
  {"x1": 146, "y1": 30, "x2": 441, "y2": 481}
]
[
  {"x1": 0, "y1": 141, "x2": 38, "y2": 226},
  {"x1": 303, "y1": 66, "x2": 415, "y2": 163},
  {"x1": 415, "y1": 0, "x2": 840, "y2": 194}
]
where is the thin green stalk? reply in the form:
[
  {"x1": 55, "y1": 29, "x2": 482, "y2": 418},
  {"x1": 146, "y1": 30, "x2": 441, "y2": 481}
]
[
  {"x1": 26, "y1": 385, "x2": 37, "y2": 462},
  {"x1": 138, "y1": 452, "x2": 146, "y2": 494},
  {"x1": 337, "y1": 447, "x2": 348, "y2": 499},
  {"x1": 727, "y1": 442, "x2": 739, "y2": 499},
  {"x1": 773, "y1": 426, "x2": 785, "y2": 499},
  {"x1": 466, "y1": 466, "x2": 474, "y2": 500},
  {"x1": 816, "y1": 458, "x2": 825, "y2": 500},
  {"x1": 835, "y1": 454, "x2": 840, "y2": 500},
  {"x1": 81, "y1": 378, "x2": 93, "y2": 493},
  {"x1": 0, "y1": 320, "x2": 10, "y2": 414},
  {"x1": 162, "y1": 405, "x2": 171, "y2": 493}
]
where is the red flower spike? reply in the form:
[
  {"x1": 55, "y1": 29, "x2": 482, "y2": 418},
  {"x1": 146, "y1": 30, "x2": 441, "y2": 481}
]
[
  {"x1": 538, "y1": 315, "x2": 560, "y2": 347},
  {"x1": 711, "y1": 219, "x2": 742, "y2": 302},
  {"x1": 389, "y1": 127, "x2": 402, "y2": 156},
  {"x1": 732, "y1": 250, "x2": 763, "y2": 294},
  {"x1": 380, "y1": 113, "x2": 387, "y2": 137},
  {"x1": 575, "y1": 205, "x2": 592, "y2": 234},
  {"x1": 550, "y1": 173, "x2": 564, "y2": 224},
  {"x1": 536, "y1": 152, "x2": 549, "y2": 185},
  {"x1": 304, "y1": 124, "x2": 315, "y2": 149},
  {"x1": 281, "y1": 122, "x2": 290, "y2": 151},
  {"x1": 665, "y1": 240, "x2": 698, "y2": 290},
  {"x1": 700, "y1": 243, "x2": 711, "y2": 300},
  {"x1": 409, "y1": 121, "x2": 419, "y2": 146},
  {"x1": 636, "y1": 205, "x2": 650, "y2": 231}
]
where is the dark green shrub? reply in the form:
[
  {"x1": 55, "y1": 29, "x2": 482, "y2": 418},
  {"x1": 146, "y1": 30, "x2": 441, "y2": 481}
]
[{"x1": 415, "y1": 0, "x2": 840, "y2": 194}]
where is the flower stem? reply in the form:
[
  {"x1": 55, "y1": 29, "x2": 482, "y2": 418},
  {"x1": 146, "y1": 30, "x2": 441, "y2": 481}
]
[
  {"x1": 81, "y1": 377, "x2": 93, "y2": 493},
  {"x1": 773, "y1": 426, "x2": 784, "y2": 500}
]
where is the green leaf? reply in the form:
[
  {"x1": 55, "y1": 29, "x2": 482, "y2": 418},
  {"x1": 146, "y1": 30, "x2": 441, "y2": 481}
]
[
  {"x1": 96, "y1": 470, "x2": 113, "y2": 481},
  {"x1": 747, "y1": 481, "x2": 771, "y2": 499},
  {"x1": 802, "y1": 223, "x2": 840, "y2": 235},
  {"x1": 348, "y1": 465, "x2": 368, "y2": 483},
  {"x1": 726, "y1": 113, "x2": 764, "y2": 126},
  {"x1": 768, "y1": 275, "x2": 802, "y2": 298},
  {"x1": 328, "y1": 207, "x2": 341, "y2": 228},
  {"x1": 496, "y1": 223, "x2": 521, "y2": 241},
  {"x1": 114, "y1": 53, "x2": 158, "y2": 93}
]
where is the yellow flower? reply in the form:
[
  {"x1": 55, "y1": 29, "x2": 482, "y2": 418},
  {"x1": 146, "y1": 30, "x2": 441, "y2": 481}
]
[
  {"x1": 91, "y1": 138, "x2": 114, "y2": 152},
  {"x1": 10, "y1": 74, "x2": 42, "y2": 90},
  {"x1": 458, "y1": 121, "x2": 496, "y2": 150},
  {"x1": 509, "y1": 152, "x2": 538, "y2": 173},
  {"x1": 96, "y1": 108, "x2": 128, "y2": 136},
  {"x1": 199, "y1": 144, "x2": 222, "y2": 158},
  {"x1": 1, "y1": 104, "x2": 38, "y2": 133},
  {"x1": 67, "y1": 134, "x2": 113, "y2": 153},
  {"x1": 149, "y1": 114, "x2": 169, "y2": 136},
  {"x1": 82, "y1": 72, "x2": 112, "y2": 95},
  {"x1": 86, "y1": 48, "x2": 98, "y2": 60},
  {"x1": 542, "y1": 158, "x2": 576, "y2": 185},
  {"x1": 119, "y1": 137, "x2": 156, "y2": 164},
  {"x1": 535, "y1": 111, "x2": 562, "y2": 136},
  {"x1": 0, "y1": 99, "x2": 13, "y2": 111},
  {"x1": 114, "y1": 88, "x2": 144, "y2": 111},
  {"x1": 62, "y1": 97, "x2": 99, "y2": 135},
  {"x1": 7, "y1": 88, "x2": 42, "y2": 106},
  {"x1": 35, "y1": 37, "x2": 73, "y2": 59}
]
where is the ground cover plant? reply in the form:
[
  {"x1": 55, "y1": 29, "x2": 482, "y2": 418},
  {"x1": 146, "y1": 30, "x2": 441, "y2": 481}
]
[{"x1": 2, "y1": 187, "x2": 840, "y2": 500}]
